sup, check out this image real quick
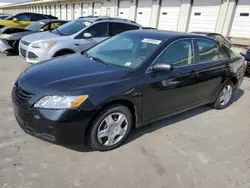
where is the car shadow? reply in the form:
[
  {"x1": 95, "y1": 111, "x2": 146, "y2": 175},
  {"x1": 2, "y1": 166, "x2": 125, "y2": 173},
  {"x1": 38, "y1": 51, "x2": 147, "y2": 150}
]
[{"x1": 63, "y1": 89, "x2": 244, "y2": 152}]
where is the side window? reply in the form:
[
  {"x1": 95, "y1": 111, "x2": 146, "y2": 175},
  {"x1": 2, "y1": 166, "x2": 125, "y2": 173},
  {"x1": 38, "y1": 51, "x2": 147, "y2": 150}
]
[
  {"x1": 41, "y1": 24, "x2": 49, "y2": 31},
  {"x1": 110, "y1": 23, "x2": 139, "y2": 36},
  {"x1": 30, "y1": 14, "x2": 46, "y2": 21},
  {"x1": 157, "y1": 39, "x2": 194, "y2": 67},
  {"x1": 83, "y1": 23, "x2": 109, "y2": 38},
  {"x1": 197, "y1": 39, "x2": 229, "y2": 62},
  {"x1": 16, "y1": 14, "x2": 32, "y2": 21},
  {"x1": 50, "y1": 22, "x2": 64, "y2": 30},
  {"x1": 215, "y1": 34, "x2": 225, "y2": 42}
]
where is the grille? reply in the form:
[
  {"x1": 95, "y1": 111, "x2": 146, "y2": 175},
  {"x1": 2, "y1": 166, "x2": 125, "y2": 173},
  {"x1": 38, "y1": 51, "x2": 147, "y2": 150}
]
[
  {"x1": 21, "y1": 40, "x2": 30, "y2": 46},
  {"x1": 13, "y1": 84, "x2": 33, "y2": 107},
  {"x1": 28, "y1": 52, "x2": 38, "y2": 59},
  {"x1": 20, "y1": 48, "x2": 26, "y2": 58}
]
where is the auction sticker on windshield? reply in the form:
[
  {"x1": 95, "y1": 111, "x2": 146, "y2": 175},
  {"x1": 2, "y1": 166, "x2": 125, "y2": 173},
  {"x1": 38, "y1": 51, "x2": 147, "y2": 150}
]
[
  {"x1": 84, "y1": 21, "x2": 92, "y2": 26},
  {"x1": 142, "y1": 38, "x2": 162, "y2": 45}
]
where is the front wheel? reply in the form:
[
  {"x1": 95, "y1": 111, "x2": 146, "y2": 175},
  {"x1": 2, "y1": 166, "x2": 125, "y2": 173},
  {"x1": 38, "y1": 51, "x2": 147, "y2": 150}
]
[
  {"x1": 88, "y1": 105, "x2": 133, "y2": 151},
  {"x1": 213, "y1": 81, "x2": 233, "y2": 109}
]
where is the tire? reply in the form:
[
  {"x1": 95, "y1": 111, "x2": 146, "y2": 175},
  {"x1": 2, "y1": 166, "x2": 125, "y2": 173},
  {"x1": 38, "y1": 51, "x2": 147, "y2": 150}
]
[
  {"x1": 88, "y1": 104, "x2": 133, "y2": 151},
  {"x1": 13, "y1": 40, "x2": 20, "y2": 54},
  {"x1": 213, "y1": 81, "x2": 233, "y2": 110}
]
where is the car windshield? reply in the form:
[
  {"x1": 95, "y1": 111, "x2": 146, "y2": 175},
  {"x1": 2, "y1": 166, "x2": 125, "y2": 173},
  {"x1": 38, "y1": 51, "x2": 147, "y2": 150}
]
[
  {"x1": 52, "y1": 19, "x2": 92, "y2": 36},
  {"x1": 85, "y1": 33, "x2": 162, "y2": 69},
  {"x1": 25, "y1": 21, "x2": 46, "y2": 31},
  {"x1": 4, "y1": 15, "x2": 14, "y2": 20}
]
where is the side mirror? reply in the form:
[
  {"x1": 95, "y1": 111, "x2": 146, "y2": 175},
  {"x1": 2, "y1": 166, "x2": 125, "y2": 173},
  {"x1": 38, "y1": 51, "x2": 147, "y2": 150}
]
[
  {"x1": 38, "y1": 29, "x2": 44, "y2": 32},
  {"x1": 13, "y1": 18, "x2": 17, "y2": 22},
  {"x1": 83, "y1": 32, "x2": 92, "y2": 38},
  {"x1": 151, "y1": 64, "x2": 172, "y2": 72}
]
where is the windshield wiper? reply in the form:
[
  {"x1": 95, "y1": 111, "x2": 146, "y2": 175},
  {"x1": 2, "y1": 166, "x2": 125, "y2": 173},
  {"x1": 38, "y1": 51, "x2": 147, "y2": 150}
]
[{"x1": 89, "y1": 56, "x2": 109, "y2": 65}]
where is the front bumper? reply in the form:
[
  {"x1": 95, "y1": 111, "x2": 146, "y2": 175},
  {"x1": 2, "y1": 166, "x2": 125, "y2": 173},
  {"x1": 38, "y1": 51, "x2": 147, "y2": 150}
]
[
  {"x1": 0, "y1": 39, "x2": 12, "y2": 52},
  {"x1": 12, "y1": 93, "x2": 93, "y2": 144},
  {"x1": 19, "y1": 41, "x2": 51, "y2": 64}
]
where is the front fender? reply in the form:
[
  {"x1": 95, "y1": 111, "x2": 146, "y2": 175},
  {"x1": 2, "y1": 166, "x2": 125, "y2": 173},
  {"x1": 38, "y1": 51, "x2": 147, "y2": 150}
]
[{"x1": 48, "y1": 41, "x2": 79, "y2": 58}]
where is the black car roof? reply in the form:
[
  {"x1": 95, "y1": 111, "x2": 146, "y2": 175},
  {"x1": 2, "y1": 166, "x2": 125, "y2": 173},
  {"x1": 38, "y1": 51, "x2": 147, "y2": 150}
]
[{"x1": 125, "y1": 30, "x2": 215, "y2": 41}]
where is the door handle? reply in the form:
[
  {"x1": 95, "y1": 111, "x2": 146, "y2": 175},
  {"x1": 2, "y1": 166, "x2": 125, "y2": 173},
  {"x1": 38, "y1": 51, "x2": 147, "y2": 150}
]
[
  {"x1": 74, "y1": 43, "x2": 79, "y2": 46},
  {"x1": 190, "y1": 71, "x2": 199, "y2": 78}
]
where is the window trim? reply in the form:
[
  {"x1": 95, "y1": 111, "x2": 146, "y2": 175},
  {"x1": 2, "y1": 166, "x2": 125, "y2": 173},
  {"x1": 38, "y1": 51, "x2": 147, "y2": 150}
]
[
  {"x1": 146, "y1": 38, "x2": 197, "y2": 74},
  {"x1": 194, "y1": 38, "x2": 230, "y2": 64}
]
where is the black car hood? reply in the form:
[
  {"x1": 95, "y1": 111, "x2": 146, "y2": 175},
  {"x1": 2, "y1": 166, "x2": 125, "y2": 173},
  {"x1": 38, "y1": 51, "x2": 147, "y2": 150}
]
[{"x1": 19, "y1": 53, "x2": 130, "y2": 94}]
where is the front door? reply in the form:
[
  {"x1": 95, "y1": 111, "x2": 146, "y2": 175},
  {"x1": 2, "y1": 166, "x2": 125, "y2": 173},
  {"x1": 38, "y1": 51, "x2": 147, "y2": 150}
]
[
  {"x1": 77, "y1": 22, "x2": 110, "y2": 51},
  {"x1": 142, "y1": 39, "x2": 199, "y2": 121}
]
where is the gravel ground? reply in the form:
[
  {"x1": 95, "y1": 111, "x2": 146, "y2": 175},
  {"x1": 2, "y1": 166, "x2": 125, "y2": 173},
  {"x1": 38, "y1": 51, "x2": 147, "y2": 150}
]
[{"x1": 0, "y1": 53, "x2": 250, "y2": 188}]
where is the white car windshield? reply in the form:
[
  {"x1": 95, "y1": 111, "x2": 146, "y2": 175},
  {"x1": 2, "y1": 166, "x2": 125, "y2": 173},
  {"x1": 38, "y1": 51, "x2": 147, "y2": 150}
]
[
  {"x1": 85, "y1": 33, "x2": 162, "y2": 69},
  {"x1": 52, "y1": 20, "x2": 92, "y2": 36}
]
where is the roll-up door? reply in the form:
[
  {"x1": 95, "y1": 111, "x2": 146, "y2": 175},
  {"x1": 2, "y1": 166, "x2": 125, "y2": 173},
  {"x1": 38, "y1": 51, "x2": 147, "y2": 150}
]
[
  {"x1": 230, "y1": 0, "x2": 250, "y2": 38},
  {"x1": 119, "y1": 0, "x2": 130, "y2": 19},
  {"x1": 188, "y1": 0, "x2": 222, "y2": 32},
  {"x1": 136, "y1": 0, "x2": 153, "y2": 27}
]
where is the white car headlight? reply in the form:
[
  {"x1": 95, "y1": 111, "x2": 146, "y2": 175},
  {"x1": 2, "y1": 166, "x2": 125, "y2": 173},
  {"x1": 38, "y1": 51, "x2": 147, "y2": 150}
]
[
  {"x1": 31, "y1": 41, "x2": 56, "y2": 48},
  {"x1": 34, "y1": 95, "x2": 88, "y2": 109},
  {"x1": 0, "y1": 34, "x2": 13, "y2": 39}
]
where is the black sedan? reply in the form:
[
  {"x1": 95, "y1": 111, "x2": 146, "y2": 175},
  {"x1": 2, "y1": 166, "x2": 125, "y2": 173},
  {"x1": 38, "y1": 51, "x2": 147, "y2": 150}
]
[
  {"x1": 0, "y1": 20, "x2": 67, "y2": 53},
  {"x1": 12, "y1": 30, "x2": 245, "y2": 151}
]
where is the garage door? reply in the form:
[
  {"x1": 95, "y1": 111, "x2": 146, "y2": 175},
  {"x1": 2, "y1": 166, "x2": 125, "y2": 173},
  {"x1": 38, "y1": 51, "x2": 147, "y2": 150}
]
[
  {"x1": 74, "y1": 4, "x2": 81, "y2": 19},
  {"x1": 94, "y1": 2, "x2": 101, "y2": 16},
  {"x1": 136, "y1": 0, "x2": 152, "y2": 27},
  {"x1": 67, "y1": 4, "x2": 73, "y2": 20},
  {"x1": 82, "y1": 3, "x2": 89, "y2": 16},
  {"x1": 158, "y1": 0, "x2": 181, "y2": 31},
  {"x1": 61, "y1": 5, "x2": 67, "y2": 20},
  {"x1": 188, "y1": 0, "x2": 222, "y2": 32},
  {"x1": 230, "y1": 0, "x2": 250, "y2": 38},
  {"x1": 51, "y1": 5, "x2": 55, "y2": 16},
  {"x1": 55, "y1": 5, "x2": 60, "y2": 19},
  {"x1": 119, "y1": 0, "x2": 130, "y2": 19}
]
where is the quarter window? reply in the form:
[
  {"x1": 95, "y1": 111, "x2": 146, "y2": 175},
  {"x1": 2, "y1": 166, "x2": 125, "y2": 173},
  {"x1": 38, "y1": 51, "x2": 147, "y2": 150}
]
[
  {"x1": 157, "y1": 39, "x2": 194, "y2": 67},
  {"x1": 196, "y1": 39, "x2": 229, "y2": 62},
  {"x1": 110, "y1": 23, "x2": 139, "y2": 36}
]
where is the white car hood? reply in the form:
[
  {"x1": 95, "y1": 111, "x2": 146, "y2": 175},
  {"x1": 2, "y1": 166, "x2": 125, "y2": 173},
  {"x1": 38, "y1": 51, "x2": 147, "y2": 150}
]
[{"x1": 21, "y1": 31, "x2": 70, "y2": 43}]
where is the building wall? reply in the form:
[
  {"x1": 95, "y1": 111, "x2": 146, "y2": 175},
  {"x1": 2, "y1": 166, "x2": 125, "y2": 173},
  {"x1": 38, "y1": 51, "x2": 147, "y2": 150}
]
[{"x1": 2, "y1": 0, "x2": 250, "y2": 45}]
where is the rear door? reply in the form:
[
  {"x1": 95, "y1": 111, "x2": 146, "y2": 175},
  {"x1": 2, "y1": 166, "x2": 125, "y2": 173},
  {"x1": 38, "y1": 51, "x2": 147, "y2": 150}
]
[
  {"x1": 142, "y1": 39, "x2": 200, "y2": 121},
  {"x1": 194, "y1": 39, "x2": 231, "y2": 103},
  {"x1": 76, "y1": 22, "x2": 110, "y2": 51}
]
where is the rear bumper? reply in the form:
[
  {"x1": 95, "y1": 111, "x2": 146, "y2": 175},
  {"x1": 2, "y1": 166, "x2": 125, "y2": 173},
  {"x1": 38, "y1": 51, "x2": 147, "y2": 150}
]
[{"x1": 0, "y1": 39, "x2": 12, "y2": 52}]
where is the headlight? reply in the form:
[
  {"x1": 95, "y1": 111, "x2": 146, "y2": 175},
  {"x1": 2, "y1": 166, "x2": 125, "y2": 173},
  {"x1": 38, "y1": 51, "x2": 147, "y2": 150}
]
[
  {"x1": 0, "y1": 34, "x2": 13, "y2": 39},
  {"x1": 31, "y1": 41, "x2": 56, "y2": 48},
  {"x1": 34, "y1": 95, "x2": 88, "y2": 109}
]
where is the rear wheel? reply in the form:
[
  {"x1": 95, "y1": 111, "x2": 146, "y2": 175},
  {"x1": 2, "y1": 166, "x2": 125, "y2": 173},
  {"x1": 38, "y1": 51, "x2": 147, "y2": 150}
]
[
  {"x1": 213, "y1": 81, "x2": 233, "y2": 109},
  {"x1": 88, "y1": 104, "x2": 133, "y2": 151}
]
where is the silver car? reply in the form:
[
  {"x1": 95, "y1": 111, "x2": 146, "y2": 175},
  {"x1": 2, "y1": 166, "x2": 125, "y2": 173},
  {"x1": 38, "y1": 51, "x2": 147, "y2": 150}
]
[{"x1": 19, "y1": 17, "x2": 142, "y2": 64}]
